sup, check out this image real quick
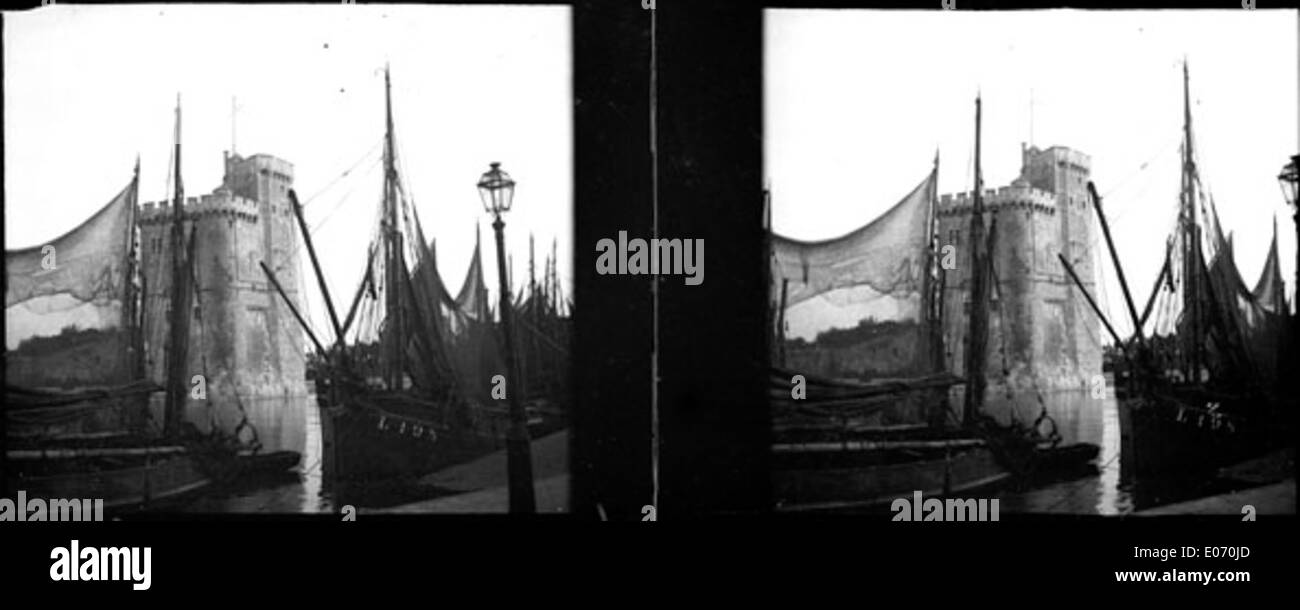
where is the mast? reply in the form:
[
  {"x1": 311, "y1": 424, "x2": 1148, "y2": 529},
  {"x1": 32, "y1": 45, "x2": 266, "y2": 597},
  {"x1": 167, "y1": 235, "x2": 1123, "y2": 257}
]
[
  {"x1": 261, "y1": 261, "x2": 329, "y2": 359},
  {"x1": 163, "y1": 96, "x2": 193, "y2": 438},
  {"x1": 922, "y1": 151, "x2": 943, "y2": 373},
  {"x1": 1089, "y1": 182, "x2": 1146, "y2": 351},
  {"x1": 383, "y1": 64, "x2": 405, "y2": 390},
  {"x1": 777, "y1": 279, "x2": 789, "y2": 367},
  {"x1": 289, "y1": 189, "x2": 344, "y2": 347},
  {"x1": 1181, "y1": 60, "x2": 1201, "y2": 383},
  {"x1": 962, "y1": 95, "x2": 989, "y2": 426},
  {"x1": 122, "y1": 157, "x2": 144, "y2": 382}
]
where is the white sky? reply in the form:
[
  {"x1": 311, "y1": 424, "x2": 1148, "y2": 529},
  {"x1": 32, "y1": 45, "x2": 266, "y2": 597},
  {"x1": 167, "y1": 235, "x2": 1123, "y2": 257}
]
[
  {"x1": 767, "y1": 9, "x2": 1298, "y2": 339},
  {"x1": 4, "y1": 4, "x2": 571, "y2": 339}
]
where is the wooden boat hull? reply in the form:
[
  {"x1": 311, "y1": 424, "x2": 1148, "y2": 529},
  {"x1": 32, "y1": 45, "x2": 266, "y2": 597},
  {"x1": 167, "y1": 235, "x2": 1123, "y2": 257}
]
[
  {"x1": 5, "y1": 452, "x2": 211, "y2": 510},
  {"x1": 231, "y1": 450, "x2": 302, "y2": 477},
  {"x1": 321, "y1": 403, "x2": 505, "y2": 486},
  {"x1": 1119, "y1": 394, "x2": 1268, "y2": 480},
  {"x1": 773, "y1": 443, "x2": 1010, "y2": 512}
]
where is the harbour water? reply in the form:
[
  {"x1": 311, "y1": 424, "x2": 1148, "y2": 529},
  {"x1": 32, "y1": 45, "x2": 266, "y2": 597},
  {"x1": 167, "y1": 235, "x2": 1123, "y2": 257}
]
[
  {"x1": 181, "y1": 394, "x2": 335, "y2": 514},
  {"x1": 985, "y1": 385, "x2": 1133, "y2": 515},
  {"x1": 177, "y1": 380, "x2": 1249, "y2": 515},
  {"x1": 178, "y1": 393, "x2": 475, "y2": 513},
  {"x1": 990, "y1": 379, "x2": 1248, "y2": 515}
]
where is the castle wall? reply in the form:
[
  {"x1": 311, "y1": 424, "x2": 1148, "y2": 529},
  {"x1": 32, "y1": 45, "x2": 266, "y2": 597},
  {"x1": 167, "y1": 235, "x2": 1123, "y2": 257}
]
[
  {"x1": 936, "y1": 145, "x2": 1102, "y2": 422},
  {"x1": 138, "y1": 153, "x2": 306, "y2": 452}
]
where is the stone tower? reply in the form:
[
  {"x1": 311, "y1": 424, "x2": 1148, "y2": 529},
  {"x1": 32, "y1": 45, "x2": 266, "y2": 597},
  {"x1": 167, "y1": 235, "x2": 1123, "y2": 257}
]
[
  {"x1": 936, "y1": 144, "x2": 1100, "y2": 412},
  {"x1": 138, "y1": 151, "x2": 306, "y2": 451}
]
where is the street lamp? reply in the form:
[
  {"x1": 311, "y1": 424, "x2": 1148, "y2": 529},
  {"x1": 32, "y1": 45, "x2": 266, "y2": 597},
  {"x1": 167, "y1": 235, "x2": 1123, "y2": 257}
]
[
  {"x1": 1280, "y1": 155, "x2": 1299, "y2": 312},
  {"x1": 1280, "y1": 154, "x2": 1300, "y2": 415},
  {"x1": 1279, "y1": 155, "x2": 1299, "y2": 210},
  {"x1": 478, "y1": 162, "x2": 536, "y2": 513}
]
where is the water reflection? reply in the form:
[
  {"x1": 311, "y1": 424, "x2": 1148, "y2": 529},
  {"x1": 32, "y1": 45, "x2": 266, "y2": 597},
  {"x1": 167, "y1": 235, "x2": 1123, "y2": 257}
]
[
  {"x1": 991, "y1": 377, "x2": 1241, "y2": 514},
  {"x1": 1096, "y1": 389, "x2": 1125, "y2": 515},
  {"x1": 181, "y1": 393, "x2": 335, "y2": 514},
  {"x1": 180, "y1": 379, "x2": 1239, "y2": 514},
  {"x1": 985, "y1": 383, "x2": 1136, "y2": 515}
]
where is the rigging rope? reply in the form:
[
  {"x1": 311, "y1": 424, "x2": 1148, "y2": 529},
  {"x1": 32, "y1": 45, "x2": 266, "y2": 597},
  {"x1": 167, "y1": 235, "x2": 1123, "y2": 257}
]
[
  {"x1": 1100, "y1": 135, "x2": 1180, "y2": 202},
  {"x1": 274, "y1": 154, "x2": 383, "y2": 275},
  {"x1": 298, "y1": 139, "x2": 383, "y2": 206}
]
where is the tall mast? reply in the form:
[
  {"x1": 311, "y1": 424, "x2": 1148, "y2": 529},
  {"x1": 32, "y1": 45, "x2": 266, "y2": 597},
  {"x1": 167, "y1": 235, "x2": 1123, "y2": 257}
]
[
  {"x1": 923, "y1": 151, "x2": 943, "y2": 373},
  {"x1": 123, "y1": 157, "x2": 144, "y2": 381},
  {"x1": 163, "y1": 95, "x2": 193, "y2": 438},
  {"x1": 1181, "y1": 60, "x2": 1201, "y2": 382},
  {"x1": 962, "y1": 95, "x2": 989, "y2": 425},
  {"x1": 383, "y1": 64, "x2": 404, "y2": 390}
]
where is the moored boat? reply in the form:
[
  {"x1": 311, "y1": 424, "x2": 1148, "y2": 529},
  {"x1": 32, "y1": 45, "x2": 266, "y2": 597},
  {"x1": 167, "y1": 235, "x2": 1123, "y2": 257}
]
[
  {"x1": 767, "y1": 96, "x2": 1100, "y2": 512},
  {"x1": 1078, "y1": 63, "x2": 1290, "y2": 480},
  {"x1": 5, "y1": 101, "x2": 299, "y2": 510}
]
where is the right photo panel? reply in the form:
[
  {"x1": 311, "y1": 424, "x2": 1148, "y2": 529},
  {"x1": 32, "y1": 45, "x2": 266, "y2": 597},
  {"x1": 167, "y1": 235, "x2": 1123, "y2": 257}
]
[{"x1": 765, "y1": 8, "x2": 1297, "y2": 517}]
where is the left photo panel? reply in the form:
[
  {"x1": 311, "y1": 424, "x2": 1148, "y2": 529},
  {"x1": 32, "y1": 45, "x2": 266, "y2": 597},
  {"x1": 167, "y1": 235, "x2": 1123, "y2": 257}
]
[{"x1": 3, "y1": 4, "x2": 573, "y2": 515}]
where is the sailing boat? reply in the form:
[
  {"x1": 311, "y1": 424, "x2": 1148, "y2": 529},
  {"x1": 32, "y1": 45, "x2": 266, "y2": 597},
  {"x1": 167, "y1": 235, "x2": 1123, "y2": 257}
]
[
  {"x1": 7, "y1": 102, "x2": 215, "y2": 508},
  {"x1": 1093, "y1": 63, "x2": 1290, "y2": 480},
  {"x1": 6, "y1": 99, "x2": 301, "y2": 509},
  {"x1": 270, "y1": 67, "x2": 508, "y2": 490},
  {"x1": 505, "y1": 235, "x2": 572, "y2": 437},
  {"x1": 768, "y1": 97, "x2": 1099, "y2": 512}
]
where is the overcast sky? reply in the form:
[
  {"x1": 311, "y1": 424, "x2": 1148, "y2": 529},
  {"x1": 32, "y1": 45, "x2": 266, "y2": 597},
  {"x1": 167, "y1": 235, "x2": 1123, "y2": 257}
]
[
  {"x1": 4, "y1": 4, "x2": 571, "y2": 339},
  {"x1": 767, "y1": 9, "x2": 1298, "y2": 339}
]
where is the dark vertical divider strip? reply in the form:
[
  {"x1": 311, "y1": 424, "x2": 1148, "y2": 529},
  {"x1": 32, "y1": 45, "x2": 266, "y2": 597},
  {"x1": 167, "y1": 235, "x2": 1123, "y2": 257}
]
[
  {"x1": 657, "y1": 4, "x2": 769, "y2": 516},
  {"x1": 572, "y1": 2, "x2": 654, "y2": 520}
]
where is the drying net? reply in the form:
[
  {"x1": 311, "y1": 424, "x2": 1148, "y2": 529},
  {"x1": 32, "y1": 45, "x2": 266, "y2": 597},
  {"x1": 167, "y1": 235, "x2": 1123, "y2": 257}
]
[
  {"x1": 770, "y1": 168, "x2": 939, "y2": 381},
  {"x1": 6, "y1": 178, "x2": 140, "y2": 390}
]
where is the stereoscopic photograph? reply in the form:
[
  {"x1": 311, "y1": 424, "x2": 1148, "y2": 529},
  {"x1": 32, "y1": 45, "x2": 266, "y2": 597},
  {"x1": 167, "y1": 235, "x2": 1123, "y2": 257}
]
[
  {"x1": 4, "y1": 3, "x2": 572, "y2": 515},
  {"x1": 765, "y1": 8, "x2": 1296, "y2": 517}
]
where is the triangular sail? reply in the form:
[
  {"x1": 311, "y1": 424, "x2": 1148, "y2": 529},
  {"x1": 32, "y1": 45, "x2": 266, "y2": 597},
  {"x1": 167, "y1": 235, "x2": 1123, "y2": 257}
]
[
  {"x1": 1251, "y1": 220, "x2": 1287, "y2": 316},
  {"x1": 454, "y1": 228, "x2": 491, "y2": 323}
]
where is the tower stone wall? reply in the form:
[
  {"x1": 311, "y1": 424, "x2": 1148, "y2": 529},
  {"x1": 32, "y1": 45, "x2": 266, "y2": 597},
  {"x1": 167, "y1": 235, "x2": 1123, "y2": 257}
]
[
  {"x1": 138, "y1": 152, "x2": 306, "y2": 451},
  {"x1": 936, "y1": 145, "x2": 1102, "y2": 419}
]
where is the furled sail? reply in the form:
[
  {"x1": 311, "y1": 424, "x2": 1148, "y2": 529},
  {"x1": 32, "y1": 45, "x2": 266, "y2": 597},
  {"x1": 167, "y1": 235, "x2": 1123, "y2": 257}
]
[{"x1": 6, "y1": 177, "x2": 140, "y2": 389}]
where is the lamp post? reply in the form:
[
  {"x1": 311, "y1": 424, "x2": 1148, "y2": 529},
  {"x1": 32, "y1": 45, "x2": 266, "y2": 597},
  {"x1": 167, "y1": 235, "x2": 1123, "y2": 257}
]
[
  {"x1": 1279, "y1": 155, "x2": 1299, "y2": 306},
  {"x1": 1278, "y1": 154, "x2": 1299, "y2": 423},
  {"x1": 478, "y1": 161, "x2": 536, "y2": 513}
]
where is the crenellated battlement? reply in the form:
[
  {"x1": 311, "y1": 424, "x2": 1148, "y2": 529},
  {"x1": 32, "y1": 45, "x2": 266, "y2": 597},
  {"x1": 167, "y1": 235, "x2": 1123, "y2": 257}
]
[
  {"x1": 936, "y1": 182, "x2": 1057, "y2": 217},
  {"x1": 1025, "y1": 145, "x2": 1090, "y2": 175},
  {"x1": 138, "y1": 192, "x2": 266, "y2": 224}
]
